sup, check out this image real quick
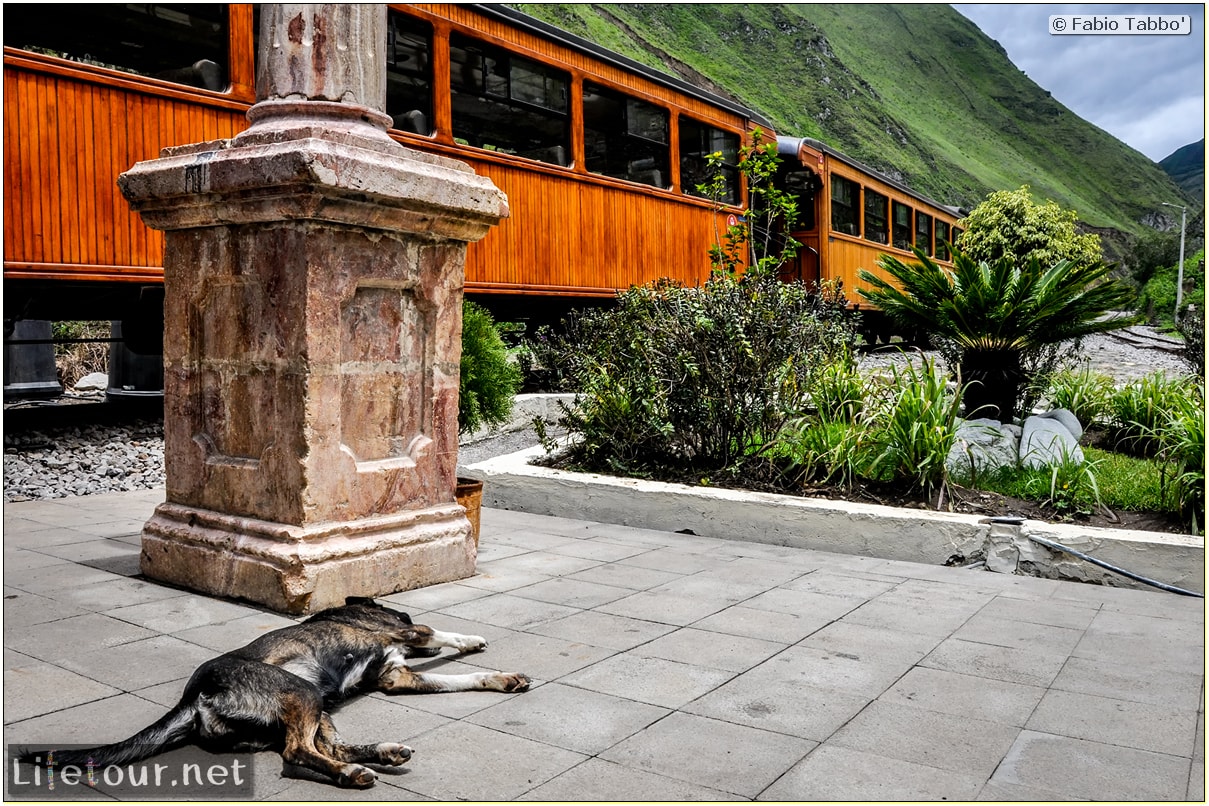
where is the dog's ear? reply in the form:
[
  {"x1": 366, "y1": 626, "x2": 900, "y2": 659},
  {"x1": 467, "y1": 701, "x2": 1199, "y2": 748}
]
[{"x1": 344, "y1": 596, "x2": 380, "y2": 608}]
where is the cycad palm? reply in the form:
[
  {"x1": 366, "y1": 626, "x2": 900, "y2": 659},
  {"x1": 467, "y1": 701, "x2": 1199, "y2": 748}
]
[{"x1": 858, "y1": 248, "x2": 1139, "y2": 421}]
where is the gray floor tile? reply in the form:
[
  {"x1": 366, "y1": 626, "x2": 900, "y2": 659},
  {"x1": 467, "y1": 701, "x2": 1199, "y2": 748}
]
[
  {"x1": 56, "y1": 635, "x2": 219, "y2": 690},
  {"x1": 102, "y1": 595, "x2": 257, "y2": 633},
  {"x1": 990, "y1": 729, "x2": 1191, "y2": 801},
  {"x1": 559, "y1": 653, "x2": 734, "y2": 709},
  {"x1": 453, "y1": 630, "x2": 614, "y2": 682},
  {"x1": 599, "y1": 711, "x2": 815, "y2": 798},
  {"x1": 174, "y1": 612, "x2": 300, "y2": 653},
  {"x1": 3, "y1": 658, "x2": 123, "y2": 723},
  {"x1": 801, "y1": 619, "x2": 943, "y2": 664},
  {"x1": 1050, "y1": 652, "x2": 1205, "y2": 710},
  {"x1": 5, "y1": 562, "x2": 127, "y2": 596},
  {"x1": 507, "y1": 575, "x2": 633, "y2": 609},
  {"x1": 952, "y1": 611, "x2": 1086, "y2": 655},
  {"x1": 437, "y1": 592, "x2": 581, "y2": 631},
  {"x1": 616, "y1": 547, "x2": 728, "y2": 575},
  {"x1": 781, "y1": 569, "x2": 899, "y2": 599},
  {"x1": 631, "y1": 626, "x2": 788, "y2": 673},
  {"x1": 51, "y1": 576, "x2": 188, "y2": 612},
  {"x1": 4, "y1": 692, "x2": 169, "y2": 747},
  {"x1": 520, "y1": 758, "x2": 735, "y2": 801},
  {"x1": 829, "y1": 699, "x2": 1019, "y2": 778},
  {"x1": 6, "y1": 613, "x2": 158, "y2": 663},
  {"x1": 759, "y1": 744, "x2": 985, "y2": 801},
  {"x1": 373, "y1": 721, "x2": 586, "y2": 801},
  {"x1": 467, "y1": 681, "x2": 669, "y2": 754},
  {"x1": 530, "y1": 609, "x2": 675, "y2": 651},
  {"x1": 379, "y1": 581, "x2": 494, "y2": 612},
  {"x1": 2, "y1": 548, "x2": 73, "y2": 573},
  {"x1": 976, "y1": 592, "x2": 1100, "y2": 629},
  {"x1": 880, "y1": 665, "x2": 1045, "y2": 726},
  {"x1": 683, "y1": 672, "x2": 872, "y2": 741},
  {"x1": 921, "y1": 637, "x2": 1069, "y2": 687},
  {"x1": 595, "y1": 589, "x2": 732, "y2": 626},
  {"x1": 2, "y1": 590, "x2": 90, "y2": 628},
  {"x1": 563, "y1": 561, "x2": 684, "y2": 591},
  {"x1": 690, "y1": 604, "x2": 828, "y2": 644},
  {"x1": 1026, "y1": 688, "x2": 1199, "y2": 757}
]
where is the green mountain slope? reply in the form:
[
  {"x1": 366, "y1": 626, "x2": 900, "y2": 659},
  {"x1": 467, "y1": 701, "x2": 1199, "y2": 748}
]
[
  {"x1": 511, "y1": 3, "x2": 1193, "y2": 236},
  {"x1": 1160, "y1": 139, "x2": 1205, "y2": 200}
]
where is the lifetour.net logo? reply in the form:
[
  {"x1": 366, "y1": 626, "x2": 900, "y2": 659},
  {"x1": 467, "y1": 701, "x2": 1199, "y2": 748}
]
[{"x1": 7, "y1": 746, "x2": 255, "y2": 799}]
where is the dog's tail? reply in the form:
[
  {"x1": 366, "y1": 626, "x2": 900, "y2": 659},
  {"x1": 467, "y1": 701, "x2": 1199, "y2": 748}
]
[{"x1": 18, "y1": 703, "x2": 197, "y2": 769}]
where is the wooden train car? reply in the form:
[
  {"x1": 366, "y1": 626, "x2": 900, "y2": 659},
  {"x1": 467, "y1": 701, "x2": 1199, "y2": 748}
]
[
  {"x1": 3, "y1": 3, "x2": 773, "y2": 335},
  {"x1": 775, "y1": 136, "x2": 964, "y2": 341}
]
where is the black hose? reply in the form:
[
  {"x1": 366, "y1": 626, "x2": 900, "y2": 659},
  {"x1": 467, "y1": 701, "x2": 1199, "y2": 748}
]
[{"x1": 1024, "y1": 533, "x2": 1205, "y2": 598}]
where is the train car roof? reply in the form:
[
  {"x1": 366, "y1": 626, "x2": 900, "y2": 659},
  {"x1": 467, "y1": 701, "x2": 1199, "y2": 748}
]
[
  {"x1": 469, "y1": 4, "x2": 776, "y2": 130},
  {"x1": 777, "y1": 136, "x2": 964, "y2": 218}
]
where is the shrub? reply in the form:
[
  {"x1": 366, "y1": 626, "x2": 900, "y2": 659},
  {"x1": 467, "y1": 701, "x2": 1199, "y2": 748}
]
[
  {"x1": 458, "y1": 301, "x2": 522, "y2": 436},
  {"x1": 1176, "y1": 303, "x2": 1205, "y2": 379},
  {"x1": 1044, "y1": 366, "x2": 1116, "y2": 427},
  {"x1": 1109, "y1": 371, "x2": 1198, "y2": 454},
  {"x1": 548, "y1": 271, "x2": 858, "y2": 475},
  {"x1": 865, "y1": 356, "x2": 964, "y2": 499},
  {"x1": 1151, "y1": 385, "x2": 1206, "y2": 532},
  {"x1": 858, "y1": 248, "x2": 1139, "y2": 422}
]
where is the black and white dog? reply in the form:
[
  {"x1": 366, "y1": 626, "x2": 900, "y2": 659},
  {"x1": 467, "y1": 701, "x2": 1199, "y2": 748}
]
[{"x1": 20, "y1": 598, "x2": 529, "y2": 788}]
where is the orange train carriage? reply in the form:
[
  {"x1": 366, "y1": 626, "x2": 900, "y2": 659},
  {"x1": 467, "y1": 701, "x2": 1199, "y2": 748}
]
[
  {"x1": 3, "y1": 4, "x2": 963, "y2": 347},
  {"x1": 3, "y1": 2, "x2": 771, "y2": 337},
  {"x1": 776, "y1": 136, "x2": 964, "y2": 342}
]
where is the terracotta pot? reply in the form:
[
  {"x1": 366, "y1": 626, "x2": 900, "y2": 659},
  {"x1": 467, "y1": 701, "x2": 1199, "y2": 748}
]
[{"x1": 455, "y1": 477, "x2": 484, "y2": 548}]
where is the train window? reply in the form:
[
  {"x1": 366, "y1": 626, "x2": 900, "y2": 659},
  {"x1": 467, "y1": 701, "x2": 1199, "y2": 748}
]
[
  {"x1": 4, "y1": 4, "x2": 230, "y2": 91},
  {"x1": 680, "y1": 118, "x2": 740, "y2": 205},
  {"x1": 385, "y1": 11, "x2": 433, "y2": 135},
  {"x1": 892, "y1": 202, "x2": 913, "y2": 250},
  {"x1": 583, "y1": 83, "x2": 670, "y2": 188},
  {"x1": 935, "y1": 221, "x2": 951, "y2": 260},
  {"x1": 779, "y1": 170, "x2": 819, "y2": 231},
  {"x1": 916, "y1": 212, "x2": 934, "y2": 257},
  {"x1": 864, "y1": 189, "x2": 889, "y2": 245},
  {"x1": 830, "y1": 176, "x2": 860, "y2": 237},
  {"x1": 449, "y1": 33, "x2": 570, "y2": 165}
]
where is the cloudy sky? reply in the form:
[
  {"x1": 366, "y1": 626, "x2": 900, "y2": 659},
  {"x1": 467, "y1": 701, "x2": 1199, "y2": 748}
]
[{"x1": 953, "y1": 3, "x2": 1205, "y2": 162}]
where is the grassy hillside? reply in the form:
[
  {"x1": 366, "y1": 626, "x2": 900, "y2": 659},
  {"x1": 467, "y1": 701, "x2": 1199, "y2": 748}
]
[
  {"x1": 512, "y1": 3, "x2": 1193, "y2": 237},
  {"x1": 1161, "y1": 139, "x2": 1205, "y2": 200}
]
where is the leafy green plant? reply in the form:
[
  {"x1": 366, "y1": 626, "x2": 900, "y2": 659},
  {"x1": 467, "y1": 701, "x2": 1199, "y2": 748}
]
[
  {"x1": 809, "y1": 353, "x2": 866, "y2": 423},
  {"x1": 698, "y1": 127, "x2": 801, "y2": 276},
  {"x1": 858, "y1": 247, "x2": 1139, "y2": 422},
  {"x1": 1146, "y1": 385, "x2": 1206, "y2": 532},
  {"x1": 1030, "y1": 444, "x2": 1103, "y2": 518},
  {"x1": 954, "y1": 185, "x2": 1104, "y2": 269},
  {"x1": 458, "y1": 301, "x2": 523, "y2": 436},
  {"x1": 865, "y1": 356, "x2": 964, "y2": 499},
  {"x1": 1109, "y1": 371, "x2": 1198, "y2": 454},
  {"x1": 547, "y1": 271, "x2": 858, "y2": 475},
  {"x1": 1044, "y1": 366, "x2": 1116, "y2": 427}
]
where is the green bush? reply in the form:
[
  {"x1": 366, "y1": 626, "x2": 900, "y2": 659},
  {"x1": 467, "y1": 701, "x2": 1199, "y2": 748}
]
[
  {"x1": 1044, "y1": 366, "x2": 1116, "y2": 427},
  {"x1": 546, "y1": 271, "x2": 858, "y2": 476},
  {"x1": 458, "y1": 301, "x2": 522, "y2": 436},
  {"x1": 1138, "y1": 248, "x2": 1205, "y2": 331},
  {"x1": 1109, "y1": 371, "x2": 1198, "y2": 454}
]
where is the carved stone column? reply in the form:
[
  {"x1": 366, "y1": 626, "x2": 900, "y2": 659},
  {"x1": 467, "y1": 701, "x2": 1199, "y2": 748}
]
[{"x1": 118, "y1": 5, "x2": 508, "y2": 613}]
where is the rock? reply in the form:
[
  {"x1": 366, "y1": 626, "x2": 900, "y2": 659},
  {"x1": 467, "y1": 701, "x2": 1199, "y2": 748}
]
[
  {"x1": 74, "y1": 372, "x2": 109, "y2": 391},
  {"x1": 1020, "y1": 412, "x2": 1084, "y2": 469},
  {"x1": 1036, "y1": 408, "x2": 1083, "y2": 441},
  {"x1": 946, "y1": 417, "x2": 1020, "y2": 479}
]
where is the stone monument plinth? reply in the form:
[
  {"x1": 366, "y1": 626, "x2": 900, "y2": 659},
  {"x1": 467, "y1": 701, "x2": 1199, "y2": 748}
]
[{"x1": 118, "y1": 5, "x2": 508, "y2": 613}]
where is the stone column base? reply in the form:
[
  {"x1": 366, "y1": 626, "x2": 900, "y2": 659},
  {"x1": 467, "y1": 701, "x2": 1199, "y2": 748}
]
[{"x1": 140, "y1": 503, "x2": 476, "y2": 614}]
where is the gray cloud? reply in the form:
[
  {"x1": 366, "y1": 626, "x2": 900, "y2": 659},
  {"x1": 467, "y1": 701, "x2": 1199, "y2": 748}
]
[{"x1": 953, "y1": 3, "x2": 1205, "y2": 161}]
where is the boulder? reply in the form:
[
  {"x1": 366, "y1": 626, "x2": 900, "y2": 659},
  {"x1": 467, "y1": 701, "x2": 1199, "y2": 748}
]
[
  {"x1": 946, "y1": 418, "x2": 1021, "y2": 479},
  {"x1": 74, "y1": 372, "x2": 109, "y2": 391},
  {"x1": 1020, "y1": 409, "x2": 1084, "y2": 469}
]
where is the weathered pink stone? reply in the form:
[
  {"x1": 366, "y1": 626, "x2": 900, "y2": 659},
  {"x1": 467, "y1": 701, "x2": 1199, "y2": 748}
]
[{"x1": 119, "y1": 4, "x2": 508, "y2": 613}]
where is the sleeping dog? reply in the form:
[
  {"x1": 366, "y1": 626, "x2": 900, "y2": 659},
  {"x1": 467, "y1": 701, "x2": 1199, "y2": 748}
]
[{"x1": 20, "y1": 598, "x2": 529, "y2": 788}]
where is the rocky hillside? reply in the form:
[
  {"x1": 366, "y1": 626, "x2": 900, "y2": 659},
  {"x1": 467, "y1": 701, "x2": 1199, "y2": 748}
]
[
  {"x1": 1161, "y1": 139, "x2": 1205, "y2": 201},
  {"x1": 512, "y1": 3, "x2": 1194, "y2": 238}
]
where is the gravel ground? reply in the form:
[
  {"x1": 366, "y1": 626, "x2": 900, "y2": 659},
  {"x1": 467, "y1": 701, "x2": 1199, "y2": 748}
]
[{"x1": 2, "y1": 326, "x2": 1195, "y2": 503}]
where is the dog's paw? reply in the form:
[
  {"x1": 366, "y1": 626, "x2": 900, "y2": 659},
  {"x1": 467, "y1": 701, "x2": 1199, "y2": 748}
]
[
  {"x1": 455, "y1": 634, "x2": 488, "y2": 653},
  {"x1": 337, "y1": 764, "x2": 377, "y2": 788},
  {"x1": 489, "y1": 672, "x2": 530, "y2": 693},
  {"x1": 377, "y1": 743, "x2": 412, "y2": 766}
]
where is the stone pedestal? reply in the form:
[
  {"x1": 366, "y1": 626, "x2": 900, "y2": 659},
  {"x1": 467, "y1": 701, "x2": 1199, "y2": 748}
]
[{"x1": 118, "y1": 5, "x2": 508, "y2": 613}]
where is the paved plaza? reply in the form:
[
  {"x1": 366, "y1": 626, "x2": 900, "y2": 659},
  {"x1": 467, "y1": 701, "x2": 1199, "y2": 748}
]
[{"x1": 3, "y1": 488, "x2": 1205, "y2": 800}]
